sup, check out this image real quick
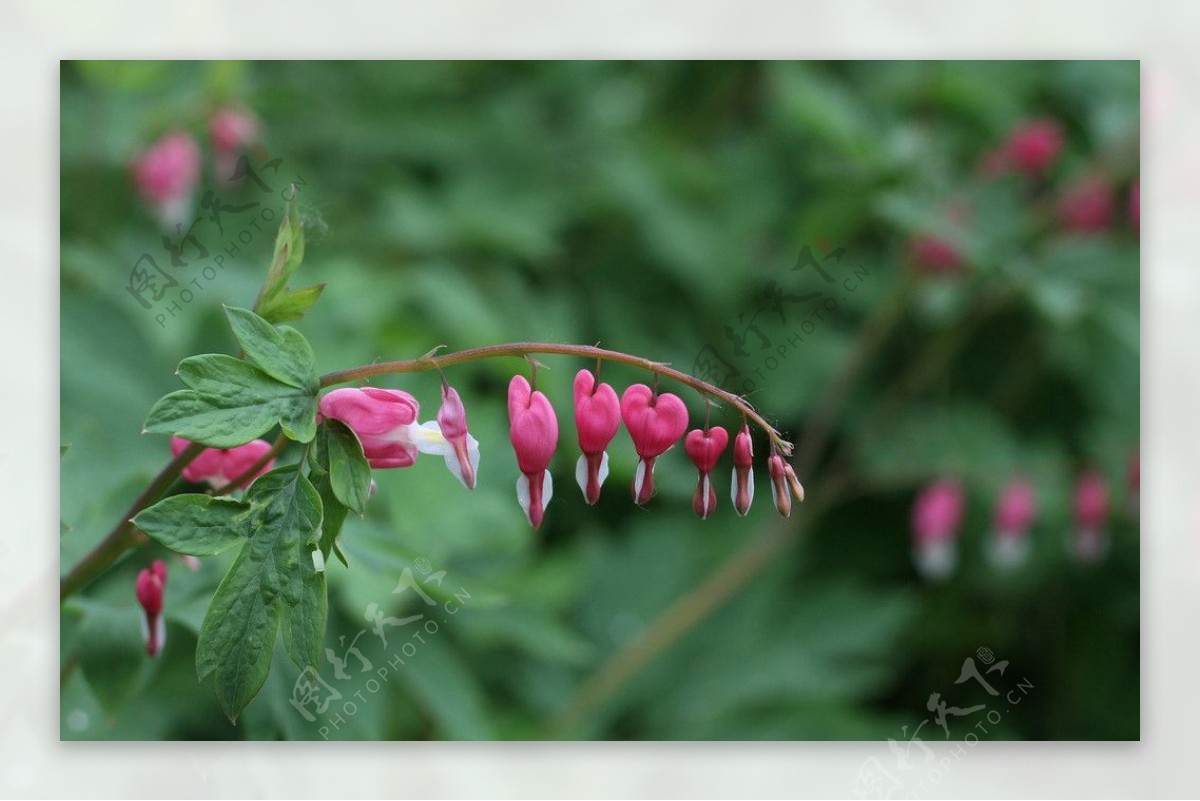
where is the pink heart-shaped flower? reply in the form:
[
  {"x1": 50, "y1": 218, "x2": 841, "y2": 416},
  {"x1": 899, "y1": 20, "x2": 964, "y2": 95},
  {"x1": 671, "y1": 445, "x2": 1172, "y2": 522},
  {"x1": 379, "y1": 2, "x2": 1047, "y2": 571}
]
[{"x1": 620, "y1": 384, "x2": 689, "y2": 459}]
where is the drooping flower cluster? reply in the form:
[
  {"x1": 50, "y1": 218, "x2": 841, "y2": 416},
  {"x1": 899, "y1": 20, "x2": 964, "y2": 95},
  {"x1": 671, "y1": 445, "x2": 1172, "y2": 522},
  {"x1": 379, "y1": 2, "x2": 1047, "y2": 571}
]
[
  {"x1": 318, "y1": 368, "x2": 804, "y2": 530},
  {"x1": 135, "y1": 560, "x2": 168, "y2": 657}
]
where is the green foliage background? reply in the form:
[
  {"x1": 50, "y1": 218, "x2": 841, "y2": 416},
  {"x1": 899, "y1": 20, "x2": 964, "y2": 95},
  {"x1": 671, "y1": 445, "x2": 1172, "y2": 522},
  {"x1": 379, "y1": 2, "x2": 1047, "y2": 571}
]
[{"x1": 60, "y1": 61, "x2": 1139, "y2": 741}]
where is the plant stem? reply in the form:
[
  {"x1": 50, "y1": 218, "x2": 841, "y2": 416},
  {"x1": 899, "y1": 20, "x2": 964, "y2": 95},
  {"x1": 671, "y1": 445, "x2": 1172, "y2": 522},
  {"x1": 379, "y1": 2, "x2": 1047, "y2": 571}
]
[
  {"x1": 59, "y1": 442, "x2": 205, "y2": 602},
  {"x1": 320, "y1": 342, "x2": 794, "y2": 454}
]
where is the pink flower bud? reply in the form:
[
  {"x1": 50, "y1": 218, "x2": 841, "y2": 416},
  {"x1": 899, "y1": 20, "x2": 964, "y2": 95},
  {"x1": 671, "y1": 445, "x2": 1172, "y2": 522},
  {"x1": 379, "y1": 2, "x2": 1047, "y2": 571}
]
[
  {"x1": 171, "y1": 436, "x2": 275, "y2": 490},
  {"x1": 1005, "y1": 119, "x2": 1063, "y2": 173},
  {"x1": 1059, "y1": 178, "x2": 1116, "y2": 234},
  {"x1": 437, "y1": 384, "x2": 479, "y2": 489},
  {"x1": 731, "y1": 425, "x2": 755, "y2": 516},
  {"x1": 684, "y1": 426, "x2": 728, "y2": 519},
  {"x1": 132, "y1": 132, "x2": 201, "y2": 206},
  {"x1": 209, "y1": 107, "x2": 259, "y2": 153},
  {"x1": 508, "y1": 375, "x2": 559, "y2": 529},
  {"x1": 990, "y1": 477, "x2": 1036, "y2": 569},
  {"x1": 135, "y1": 560, "x2": 167, "y2": 657},
  {"x1": 318, "y1": 387, "x2": 422, "y2": 468},
  {"x1": 911, "y1": 480, "x2": 964, "y2": 581},
  {"x1": 909, "y1": 234, "x2": 964, "y2": 274},
  {"x1": 621, "y1": 384, "x2": 689, "y2": 506},
  {"x1": 573, "y1": 369, "x2": 621, "y2": 504},
  {"x1": 1072, "y1": 471, "x2": 1111, "y2": 563},
  {"x1": 766, "y1": 452, "x2": 806, "y2": 518}
]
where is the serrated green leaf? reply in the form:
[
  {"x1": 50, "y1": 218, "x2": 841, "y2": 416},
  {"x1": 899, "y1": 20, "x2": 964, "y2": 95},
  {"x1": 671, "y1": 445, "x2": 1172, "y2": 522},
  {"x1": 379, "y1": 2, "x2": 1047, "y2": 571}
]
[
  {"x1": 308, "y1": 431, "x2": 351, "y2": 562},
  {"x1": 223, "y1": 306, "x2": 317, "y2": 390},
  {"x1": 257, "y1": 284, "x2": 326, "y2": 324},
  {"x1": 257, "y1": 212, "x2": 308, "y2": 319},
  {"x1": 133, "y1": 494, "x2": 250, "y2": 555},
  {"x1": 324, "y1": 420, "x2": 372, "y2": 515},
  {"x1": 144, "y1": 354, "x2": 317, "y2": 447},
  {"x1": 194, "y1": 465, "x2": 325, "y2": 722}
]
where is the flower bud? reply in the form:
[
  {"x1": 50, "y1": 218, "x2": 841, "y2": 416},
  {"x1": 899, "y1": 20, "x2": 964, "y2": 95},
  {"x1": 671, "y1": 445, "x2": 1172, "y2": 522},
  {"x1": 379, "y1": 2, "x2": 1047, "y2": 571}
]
[
  {"x1": 573, "y1": 369, "x2": 621, "y2": 504},
  {"x1": 684, "y1": 426, "x2": 728, "y2": 519},
  {"x1": 730, "y1": 425, "x2": 755, "y2": 516},
  {"x1": 135, "y1": 560, "x2": 168, "y2": 657},
  {"x1": 621, "y1": 384, "x2": 689, "y2": 505},
  {"x1": 766, "y1": 452, "x2": 805, "y2": 518},
  {"x1": 437, "y1": 384, "x2": 479, "y2": 489}
]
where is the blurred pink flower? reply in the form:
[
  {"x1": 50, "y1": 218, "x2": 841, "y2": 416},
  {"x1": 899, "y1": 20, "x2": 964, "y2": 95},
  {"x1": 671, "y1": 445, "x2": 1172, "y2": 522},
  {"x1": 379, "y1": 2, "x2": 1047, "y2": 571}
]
[
  {"x1": 1005, "y1": 119, "x2": 1064, "y2": 173},
  {"x1": 135, "y1": 560, "x2": 168, "y2": 657},
  {"x1": 1073, "y1": 470, "x2": 1110, "y2": 563},
  {"x1": 990, "y1": 477, "x2": 1036, "y2": 569},
  {"x1": 209, "y1": 107, "x2": 259, "y2": 153},
  {"x1": 909, "y1": 234, "x2": 964, "y2": 274},
  {"x1": 912, "y1": 479, "x2": 964, "y2": 581},
  {"x1": 171, "y1": 436, "x2": 275, "y2": 490},
  {"x1": 132, "y1": 132, "x2": 201, "y2": 204},
  {"x1": 1058, "y1": 178, "x2": 1116, "y2": 234}
]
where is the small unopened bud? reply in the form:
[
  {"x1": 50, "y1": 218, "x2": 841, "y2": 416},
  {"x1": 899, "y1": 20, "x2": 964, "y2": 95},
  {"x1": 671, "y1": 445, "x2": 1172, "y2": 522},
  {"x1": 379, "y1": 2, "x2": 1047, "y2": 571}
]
[
  {"x1": 135, "y1": 560, "x2": 168, "y2": 657},
  {"x1": 731, "y1": 426, "x2": 755, "y2": 516}
]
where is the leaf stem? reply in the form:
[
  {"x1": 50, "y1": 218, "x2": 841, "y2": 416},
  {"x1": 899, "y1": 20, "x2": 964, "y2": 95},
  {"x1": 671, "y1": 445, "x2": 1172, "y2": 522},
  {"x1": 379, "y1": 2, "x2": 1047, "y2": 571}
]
[{"x1": 319, "y1": 342, "x2": 793, "y2": 454}]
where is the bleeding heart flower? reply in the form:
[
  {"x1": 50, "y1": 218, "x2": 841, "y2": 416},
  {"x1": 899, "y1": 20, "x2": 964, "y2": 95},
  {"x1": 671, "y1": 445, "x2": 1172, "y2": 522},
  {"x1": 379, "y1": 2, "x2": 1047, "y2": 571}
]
[
  {"x1": 990, "y1": 477, "x2": 1036, "y2": 569},
  {"x1": 135, "y1": 560, "x2": 168, "y2": 657},
  {"x1": 1073, "y1": 470, "x2": 1110, "y2": 563},
  {"x1": 621, "y1": 384, "x2": 689, "y2": 505},
  {"x1": 132, "y1": 131, "x2": 201, "y2": 228},
  {"x1": 171, "y1": 436, "x2": 275, "y2": 490},
  {"x1": 209, "y1": 106, "x2": 261, "y2": 185},
  {"x1": 767, "y1": 452, "x2": 805, "y2": 518},
  {"x1": 436, "y1": 383, "x2": 480, "y2": 489},
  {"x1": 911, "y1": 479, "x2": 964, "y2": 581},
  {"x1": 573, "y1": 369, "x2": 621, "y2": 504},
  {"x1": 317, "y1": 387, "x2": 437, "y2": 469},
  {"x1": 508, "y1": 375, "x2": 559, "y2": 528},
  {"x1": 1005, "y1": 119, "x2": 1064, "y2": 173},
  {"x1": 731, "y1": 425, "x2": 755, "y2": 516},
  {"x1": 685, "y1": 425, "x2": 728, "y2": 519}
]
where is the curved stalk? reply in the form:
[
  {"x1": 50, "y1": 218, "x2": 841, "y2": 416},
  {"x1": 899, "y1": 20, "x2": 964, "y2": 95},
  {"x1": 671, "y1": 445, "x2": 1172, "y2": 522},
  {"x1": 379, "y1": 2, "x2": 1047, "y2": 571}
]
[{"x1": 320, "y1": 342, "x2": 794, "y2": 455}]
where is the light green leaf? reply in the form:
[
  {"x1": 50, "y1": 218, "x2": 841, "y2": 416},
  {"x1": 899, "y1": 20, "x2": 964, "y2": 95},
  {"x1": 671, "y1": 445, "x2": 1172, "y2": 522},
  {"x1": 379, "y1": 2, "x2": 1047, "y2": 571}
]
[
  {"x1": 257, "y1": 284, "x2": 325, "y2": 324},
  {"x1": 223, "y1": 306, "x2": 317, "y2": 391},
  {"x1": 133, "y1": 494, "x2": 250, "y2": 556},
  {"x1": 195, "y1": 465, "x2": 325, "y2": 722}
]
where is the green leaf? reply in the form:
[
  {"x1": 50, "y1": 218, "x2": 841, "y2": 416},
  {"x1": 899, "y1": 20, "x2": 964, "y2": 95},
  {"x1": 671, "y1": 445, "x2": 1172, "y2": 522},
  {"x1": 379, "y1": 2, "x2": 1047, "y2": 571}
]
[
  {"x1": 144, "y1": 354, "x2": 317, "y2": 446},
  {"x1": 324, "y1": 420, "x2": 372, "y2": 515},
  {"x1": 308, "y1": 428, "x2": 352, "y2": 564},
  {"x1": 257, "y1": 284, "x2": 326, "y2": 324},
  {"x1": 223, "y1": 306, "x2": 318, "y2": 391},
  {"x1": 132, "y1": 494, "x2": 250, "y2": 556},
  {"x1": 195, "y1": 465, "x2": 325, "y2": 722}
]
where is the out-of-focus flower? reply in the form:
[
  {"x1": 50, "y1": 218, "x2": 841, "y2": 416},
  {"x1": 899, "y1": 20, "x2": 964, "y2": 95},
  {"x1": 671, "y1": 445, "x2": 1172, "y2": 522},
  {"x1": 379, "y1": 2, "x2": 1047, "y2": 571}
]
[
  {"x1": 989, "y1": 477, "x2": 1036, "y2": 569},
  {"x1": 1073, "y1": 470, "x2": 1111, "y2": 563},
  {"x1": 135, "y1": 560, "x2": 168, "y2": 657},
  {"x1": 909, "y1": 234, "x2": 965, "y2": 274},
  {"x1": 1059, "y1": 178, "x2": 1116, "y2": 234},
  {"x1": 1005, "y1": 119, "x2": 1064, "y2": 173},
  {"x1": 132, "y1": 132, "x2": 201, "y2": 227},
  {"x1": 731, "y1": 425, "x2": 755, "y2": 516},
  {"x1": 912, "y1": 479, "x2": 964, "y2": 581},
  {"x1": 621, "y1": 384, "x2": 689, "y2": 505},
  {"x1": 1129, "y1": 179, "x2": 1140, "y2": 232},
  {"x1": 209, "y1": 106, "x2": 261, "y2": 184},
  {"x1": 684, "y1": 425, "x2": 728, "y2": 519},
  {"x1": 171, "y1": 436, "x2": 275, "y2": 490},
  {"x1": 508, "y1": 375, "x2": 558, "y2": 529},
  {"x1": 573, "y1": 369, "x2": 621, "y2": 504}
]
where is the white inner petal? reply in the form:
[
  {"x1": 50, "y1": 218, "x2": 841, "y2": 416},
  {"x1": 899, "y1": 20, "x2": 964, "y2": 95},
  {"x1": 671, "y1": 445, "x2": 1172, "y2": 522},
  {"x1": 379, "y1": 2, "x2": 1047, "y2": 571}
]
[
  {"x1": 634, "y1": 460, "x2": 646, "y2": 499},
  {"x1": 575, "y1": 454, "x2": 588, "y2": 496},
  {"x1": 516, "y1": 474, "x2": 531, "y2": 518},
  {"x1": 408, "y1": 420, "x2": 448, "y2": 454},
  {"x1": 442, "y1": 433, "x2": 481, "y2": 488}
]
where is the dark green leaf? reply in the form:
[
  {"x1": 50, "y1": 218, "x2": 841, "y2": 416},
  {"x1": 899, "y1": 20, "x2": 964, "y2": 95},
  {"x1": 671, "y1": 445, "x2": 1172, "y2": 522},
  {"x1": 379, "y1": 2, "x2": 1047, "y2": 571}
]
[
  {"x1": 132, "y1": 494, "x2": 250, "y2": 556},
  {"x1": 143, "y1": 354, "x2": 317, "y2": 446},
  {"x1": 324, "y1": 420, "x2": 372, "y2": 515},
  {"x1": 195, "y1": 465, "x2": 325, "y2": 722},
  {"x1": 223, "y1": 306, "x2": 317, "y2": 391}
]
